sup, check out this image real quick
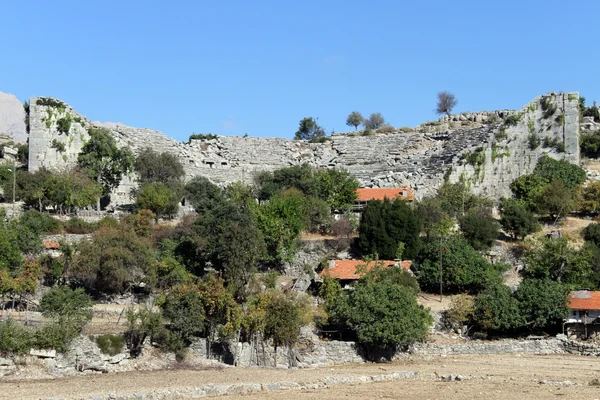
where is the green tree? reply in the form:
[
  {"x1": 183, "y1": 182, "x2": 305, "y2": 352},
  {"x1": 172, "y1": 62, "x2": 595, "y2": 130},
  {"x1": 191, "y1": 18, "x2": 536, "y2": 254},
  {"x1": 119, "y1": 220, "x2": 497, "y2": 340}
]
[
  {"x1": 523, "y1": 237, "x2": 594, "y2": 287},
  {"x1": 499, "y1": 198, "x2": 541, "y2": 240},
  {"x1": 436, "y1": 91, "x2": 458, "y2": 117},
  {"x1": 294, "y1": 117, "x2": 325, "y2": 141},
  {"x1": 363, "y1": 112, "x2": 385, "y2": 130},
  {"x1": 417, "y1": 196, "x2": 454, "y2": 238},
  {"x1": 578, "y1": 181, "x2": 600, "y2": 214},
  {"x1": 312, "y1": 168, "x2": 359, "y2": 211},
  {"x1": 535, "y1": 180, "x2": 576, "y2": 220},
  {"x1": 514, "y1": 278, "x2": 570, "y2": 331},
  {"x1": 358, "y1": 199, "x2": 421, "y2": 260},
  {"x1": 533, "y1": 155, "x2": 586, "y2": 189},
  {"x1": 583, "y1": 223, "x2": 600, "y2": 246},
  {"x1": 184, "y1": 176, "x2": 225, "y2": 214},
  {"x1": 459, "y1": 206, "x2": 500, "y2": 251},
  {"x1": 342, "y1": 278, "x2": 431, "y2": 359},
  {"x1": 71, "y1": 225, "x2": 157, "y2": 294},
  {"x1": 346, "y1": 111, "x2": 364, "y2": 131},
  {"x1": 510, "y1": 174, "x2": 550, "y2": 211},
  {"x1": 77, "y1": 127, "x2": 135, "y2": 210},
  {"x1": 39, "y1": 286, "x2": 93, "y2": 330},
  {"x1": 474, "y1": 284, "x2": 524, "y2": 332},
  {"x1": 437, "y1": 181, "x2": 492, "y2": 217},
  {"x1": 417, "y1": 236, "x2": 505, "y2": 294},
  {"x1": 134, "y1": 148, "x2": 185, "y2": 186},
  {"x1": 136, "y1": 183, "x2": 180, "y2": 221}
]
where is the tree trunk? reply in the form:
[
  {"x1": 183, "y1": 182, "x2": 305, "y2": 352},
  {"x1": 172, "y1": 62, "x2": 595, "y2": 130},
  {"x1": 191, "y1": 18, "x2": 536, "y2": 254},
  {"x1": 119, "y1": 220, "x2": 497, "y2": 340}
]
[
  {"x1": 96, "y1": 174, "x2": 101, "y2": 212},
  {"x1": 273, "y1": 345, "x2": 277, "y2": 367}
]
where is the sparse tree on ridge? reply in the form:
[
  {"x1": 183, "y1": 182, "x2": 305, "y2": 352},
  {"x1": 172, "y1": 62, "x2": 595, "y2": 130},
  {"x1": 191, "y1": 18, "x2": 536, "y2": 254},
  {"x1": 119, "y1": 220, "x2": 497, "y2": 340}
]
[
  {"x1": 294, "y1": 117, "x2": 326, "y2": 141},
  {"x1": 436, "y1": 91, "x2": 458, "y2": 117},
  {"x1": 346, "y1": 111, "x2": 364, "y2": 131},
  {"x1": 363, "y1": 113, "x2": 385, "y2": 130}
]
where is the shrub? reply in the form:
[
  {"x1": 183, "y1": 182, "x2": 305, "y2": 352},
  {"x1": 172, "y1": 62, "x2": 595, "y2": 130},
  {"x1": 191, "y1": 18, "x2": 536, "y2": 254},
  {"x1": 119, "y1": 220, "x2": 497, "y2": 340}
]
[
  {"x1": 499, "y1": 198, "x2": 540, "y2": 240},
  {"x1": 188, "y1": 133, "x2": 218, "y2": 142},
  {"x1": 581, "y1": 133, "x2": 600, "y2": 157},
  {"x1": 64, "y1": 217, "x2": 98, "y2": 234},
  {"x1": 95, "y1": 334, "x2": 125, "y2": 356},
  {"x1": 50, "y1": 139, "x2": 66, "y2": 152},
  {"x1": 445, "y1": 293, "x2": 474, "y2": 332},
  {"x1": 56, "y1": 115, "x2": 72, "y2": 134},
  {"x1": 504, "y1": 113, "x2": 521, "y2": 127},
  {"x1": 39, "y1": 286, "x2": 93, "y2": 330},
  {"x1": 459, "y1": 207, "x2": 500, "y2": 251},
  {"x1": 310, "y1": 136, "x2": 331, "y2": 143},
  {"x1": 31, "y1": 323, "x2": 77, "y2": 353},
  {"x1": 0, "y1": 319, "x2": 31, "y2": 355},
  {"x1": 541, "y1": 96, "x2": 557, "y2": 119},
  {"x1": 36, "y1": 97, "x2": 66, "y2": 108},
  {"x1": 331, "y1": 218, "x2": 353, "y2": 237},
  {"x1": 125, "y1": 307, "x2": 163, "y2": 357},
  {"x1": 583, "y1": 223, "x2": 600, "y2": 246},
  {"x1": 376, "y1": 125, "x2": 396, "y2": 134},
  {"x1": 474, "y1": 284, "x2": 523, "y2": 332},
  {"x1": 19, "y1": 210, "x2": 63, "y2": 235},
  {"x1": 495, "y1": 126, "x2": 508, "y2": 141},
  {"x1": 528, "y1": 132, "x2": 541, "y2": 149}
]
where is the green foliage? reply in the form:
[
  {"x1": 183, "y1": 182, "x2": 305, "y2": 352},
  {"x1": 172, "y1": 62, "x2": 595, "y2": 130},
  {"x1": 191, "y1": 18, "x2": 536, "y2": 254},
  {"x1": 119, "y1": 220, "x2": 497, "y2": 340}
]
[
  {"x1": 436, "y1": 180, "x2": 492, "y2": 218},
  {"x1": 541, "y1": 96, "x2": 557, "y2": 119},
  {"x1": 78, "y1": 127, "x2": 135, "y2": 198},
  {"x1": 376, "y1": 125, "x2": 396, "y2": 134},
  {"x1": 527, "y1": 119, "x2": 535, "y2": 134},
  {"x1": 56, "y1": 114, "x2": 72, "y2": 134},
  {"x1": 50, "y1": 138, "x2": 66, "y2": 152},
  {"x1": 36, "y1": 97, "x2": 66, "y2": 108},
  {"x1": 17, "y1": 144, "x2": 29, "y2": 164},
  {"x1": 499, "y1": 198, "x2": 540, "y2": 240},
  {"x1": 510, "y1": 173, "x2": 549, "y2": 210},
  {"x1": 358, "y1": 199, "x2": 422, "y2": 260},
  {"x1": 495, "y1": 126, "x2": 508, "y2": 141},
  {"x1": 20, "y1": 210, "x2": 62, "y2": 235},
  {"x1": 583, "y1": 223, "x2": 600, "y2": 246},
  {"x1": 417, "y1": 236, "x2": 505, "y2": 294},
  {"x1": 436, "y1": 91, "x2": 458, "y2": 116},
  {"x1": 474, "y1": 284, "x2": 523, "y2": 332},
  {"x1": 31, "y1": 322, "x2": 77, "y2": 353},
  {"x1": 556, "y1": 114, "x2": 565, "y2": 126},
  {"x1": 504, "y1": 113, "x2": 521, "y2": 127},
  {"x1": 491, "y1": 142, "x2": 509, "y2": 163},
  {"x1": 188, "y1": 133, "x2": 218, "y2": 142},
  {"x1": 445, "y1": 293, "x2": 475, "y2": 331},
  {"x1": 527, "y1": 132, "x2": 541, "y2": 150},
  {"x1": 458, "y1": 206, "x2": 500, "y2": 251},
  {"x1": 312, "y1": 168, "x2": 359, "y2": 211},
  {"x1": 134, "y1": 148, "x2": 185, "y2": 187},
  {"x1": 581, "y1": 132, "x2": 600, "y2": 157},
  {"x1": 542, "y1": 136, "x2": 565, "y2": 153},
  {"x1": 416, "y1": 196, "x2": 454, "y2": 238},
  {"x1": 363, "y1": 112, "x2": 386, "y2": 130},
  {"x1": 462, "y1": 147, "x2": 485, "y2": 168},
  {"x1": 294, "y1": 117, "x2": 326, "y2": 141},
  {"x1": 39, "y1": 286, "x2": 93, "y2": 328},
  {"x1": 579, "y1": 182, "x2": 600, "y2": 214},
  {"x1": 71, "y1": 225, "x2": 157, "y2": 294},
  {"x1": 524, "y1": 237, "x2": 595, "y2": 288},
  {"x1": 136, "y1": 183, "x2": 180, "y2": 220},
  {"x1": 0, "y1": 319, "x2": 31, "y2": 355},
  {"x1": 0, "y1": 218, "x2": 24, "y2": 272},
  {"x1": 23, "y1": 101, "x2": 30, "y2": 134},
  {"x1": 125, "y1": 307, "x2": 163, "y2": 357},
  {"x1": 94, "y1": 334, "x2": 125, "y2": 356},
  {"x1": 527, "y1": 102, "x2": 539, "y2": 112},
  {"x1": 535, "y1": 180, "x2": 576, "y2": 220},
  {"x1": 184, "y1": 176, "x2": 225, "y2": 213},
  {"x1": 310, "y1": 136, "x2": 331, "y2": 143},
  {"x1": 63, "y1": 216, "x2": 118, "y2": 234},
  {"x1": 514, "y1": 278, "x2": 570, "y2": 330},
  {"x1": 339, "y1": 276, "x2": 431, "y2": 358}
]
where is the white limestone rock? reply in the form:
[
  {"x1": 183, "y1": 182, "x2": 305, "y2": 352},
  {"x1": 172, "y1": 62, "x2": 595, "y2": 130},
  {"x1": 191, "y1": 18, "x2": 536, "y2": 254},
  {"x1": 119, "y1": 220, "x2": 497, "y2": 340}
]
[{"x1": 0, "y1": 91, "x2": 27, "y2": 143}]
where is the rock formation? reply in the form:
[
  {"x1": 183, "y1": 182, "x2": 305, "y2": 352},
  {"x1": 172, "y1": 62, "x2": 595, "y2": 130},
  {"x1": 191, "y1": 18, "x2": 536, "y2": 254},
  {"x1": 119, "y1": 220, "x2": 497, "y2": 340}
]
[
  {"x1": 23, "y1": 91, "x2": 580, "y2": 204},
  {"x1": 0, "y1": 92, "x2": 27, "y2": 143}
]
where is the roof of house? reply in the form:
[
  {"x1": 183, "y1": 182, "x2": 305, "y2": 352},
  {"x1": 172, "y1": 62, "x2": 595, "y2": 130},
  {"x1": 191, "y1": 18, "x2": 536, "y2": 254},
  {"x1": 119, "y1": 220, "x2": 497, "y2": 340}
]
[
  {"x1": 355, "y1": 188, "x2": 415, "y2": 202},
  {"x1": 42, "y1": 241, "x2": 60, "y2": 250},
  {"x1": 567, "y1": 291, "x2": 600, "y2": 310},
  {"x1": 319, "y1": 259, "x2": 412, "y2": 280}
]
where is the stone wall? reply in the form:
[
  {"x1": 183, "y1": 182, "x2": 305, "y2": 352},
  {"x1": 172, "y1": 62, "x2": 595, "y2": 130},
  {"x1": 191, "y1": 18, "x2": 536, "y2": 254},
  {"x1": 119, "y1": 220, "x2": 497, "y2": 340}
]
[
  {"x1": 26, "y1": 92, "x2": 580, "y2": 204},
  {"x1": 408, "y1": 338, "x2": 565, "y2": 357}
]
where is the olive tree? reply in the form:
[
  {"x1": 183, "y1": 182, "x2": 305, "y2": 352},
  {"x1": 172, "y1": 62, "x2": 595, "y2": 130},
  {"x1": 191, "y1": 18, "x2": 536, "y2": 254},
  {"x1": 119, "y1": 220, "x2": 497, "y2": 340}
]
[{"x1": 436, "y1": 91, "x2": 458, "y2": 117}]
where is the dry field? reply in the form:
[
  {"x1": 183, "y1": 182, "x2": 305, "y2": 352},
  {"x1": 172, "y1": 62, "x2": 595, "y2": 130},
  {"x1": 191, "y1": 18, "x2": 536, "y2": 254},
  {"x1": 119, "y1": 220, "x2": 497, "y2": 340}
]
[{"x1": 3, "y1": 353, "x2": 600, "y2": 400}]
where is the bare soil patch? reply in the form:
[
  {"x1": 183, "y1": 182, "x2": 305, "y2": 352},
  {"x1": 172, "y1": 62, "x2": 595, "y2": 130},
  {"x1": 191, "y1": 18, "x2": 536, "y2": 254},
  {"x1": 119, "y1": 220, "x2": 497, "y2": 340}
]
[{"x1": 3, "y1": 354, "x2": 600, "y2": 400}]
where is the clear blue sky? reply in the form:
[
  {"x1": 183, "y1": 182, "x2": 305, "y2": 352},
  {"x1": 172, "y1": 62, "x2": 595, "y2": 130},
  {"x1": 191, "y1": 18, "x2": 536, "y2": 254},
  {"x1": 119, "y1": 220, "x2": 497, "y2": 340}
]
[{"x1": 2, "y1": 0, "x2": 599, "y2": 141}]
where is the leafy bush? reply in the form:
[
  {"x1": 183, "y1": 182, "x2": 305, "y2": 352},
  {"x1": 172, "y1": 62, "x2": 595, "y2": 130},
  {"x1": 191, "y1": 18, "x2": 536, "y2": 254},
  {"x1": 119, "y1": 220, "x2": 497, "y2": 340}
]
[
  {"x1": 36, "y1": 97, "x2": 66, "y2": 108},
  {"x1": 583, "y1": 223, "x2": 600, "y2": 246},
  {"x1": 376, "y1": 125, "x2": 396, "y2": 134},
  {"x1": 20, "y1": 210, "x2": 63, "y2": 235},
  {"x1": 474, "y1": 284, "x2": 523, "y2": 332},
  {"x1": 581, "y1": 133, "x2": 600, "y2": 157},
  {"x1": 331, "y1": 218, "x2": 353, "y2": 237},
  {"x1": 31, "y1": 323, "x2": 77, "y2": 353},
  {"x1": 188, "y1": 133, "x2": 218, "y2": 142},
  {"x1": 56, "y1": 115, "x2": 72, "y2": 134},
  {"x1": 310, "y1": 136, "x2": 331, "y2": 143},
  {"x1": 459, "y1": 207, "x2": 500, "y2": 251},
  {"x1": 50, "y1": 139, "x2": 66, "y2": 152},
  {"x1": 0, "y1": 319, "x2": 31, "y2": 355},
  {"x1": 39, "y1": 286, "x2": 93, "y2": 330},
  {"x1": 417, "y1": 236, "x2": 505, "y2": 294},
  {"x1": 63, "y1": 216, "x2": 118, "y2": 234},
  {"x1": 125, "y1": 307, "x2": 162, "y2": 357},
  {"x1": 499, "y1": 198, "x2": 540, "y2": 240},
  {"x1": 504, "y1": 113, "x2": 521, "y2": 127},
  {"x1": 495, "y1": 126, "x2": 508, "y2": 141},
  {"x1": 541, "y1": 96, "x2": 557, "y2": 119},
  {"x1": 94, "y1": 334, "x2": 125, "y2": 356},
  {"x1": 527, "y1": 133, "x2": 541, "y2": 150}
]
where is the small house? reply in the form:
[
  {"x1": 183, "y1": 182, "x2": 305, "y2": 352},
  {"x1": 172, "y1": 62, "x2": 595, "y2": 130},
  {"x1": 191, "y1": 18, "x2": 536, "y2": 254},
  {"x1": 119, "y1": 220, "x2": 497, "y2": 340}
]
[
  {"x1": 319, "y1": 259, "x2": 412, "y2": 289},
  {"x1": 565, "y1": 290, "x2": 600, "y2": 339},
  {"x1": 353, "y1": 188, "x2": 414, "y2": 211}
]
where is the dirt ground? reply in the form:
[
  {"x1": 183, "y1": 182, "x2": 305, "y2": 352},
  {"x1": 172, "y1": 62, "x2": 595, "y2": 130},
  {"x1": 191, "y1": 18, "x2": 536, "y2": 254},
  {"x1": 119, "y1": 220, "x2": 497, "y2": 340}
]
[{"x1": 3, "y1": 354, "x2": 600, "y2": 400}]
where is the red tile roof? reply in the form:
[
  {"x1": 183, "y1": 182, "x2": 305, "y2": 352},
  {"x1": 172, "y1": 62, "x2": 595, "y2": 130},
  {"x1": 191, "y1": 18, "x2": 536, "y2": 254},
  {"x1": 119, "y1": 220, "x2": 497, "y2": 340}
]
[
  {"x1": 567, "y1": 291, "x2": 600, "y2": 310},
  {"x1": 356, "y1": 188, "x2": 415, "y2": 202},
  {"x1": 43, "y1": 241, "x2": 60, "y2": 250},
  {"x1": 319, "y1": 259, "x2": 412, "y2": 280}
]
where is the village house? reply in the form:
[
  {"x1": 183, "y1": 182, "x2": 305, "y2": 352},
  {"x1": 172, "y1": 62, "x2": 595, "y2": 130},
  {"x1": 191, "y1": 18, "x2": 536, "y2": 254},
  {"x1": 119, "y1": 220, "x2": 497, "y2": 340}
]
[
  {"x1": 319, "y1": 259, "x2": 412, "y2": 289},
  {"x1": 565, "y1": 290, "x2": 600, "y2": 339},
  {"x1": 352, "y1": 187, "x2": 414, "y2": 211}
]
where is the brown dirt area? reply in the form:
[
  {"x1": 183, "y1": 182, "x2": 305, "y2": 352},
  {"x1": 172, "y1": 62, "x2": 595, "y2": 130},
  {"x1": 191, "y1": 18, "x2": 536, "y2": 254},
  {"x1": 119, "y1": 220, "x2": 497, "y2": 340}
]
[{"x1": 4, "y1": 354, "x2": 600, "y2": 400}]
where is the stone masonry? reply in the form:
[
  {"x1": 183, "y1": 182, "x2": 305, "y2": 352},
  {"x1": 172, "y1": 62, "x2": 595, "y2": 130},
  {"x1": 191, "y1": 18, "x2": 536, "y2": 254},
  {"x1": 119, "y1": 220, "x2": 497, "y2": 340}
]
[{"x1": 26, "y1": 92, "x2": 580, "y2": 204}]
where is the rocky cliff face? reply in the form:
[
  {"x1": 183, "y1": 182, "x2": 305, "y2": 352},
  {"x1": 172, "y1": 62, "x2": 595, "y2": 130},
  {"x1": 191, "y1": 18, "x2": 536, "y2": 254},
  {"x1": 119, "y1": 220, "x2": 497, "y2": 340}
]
[
  {"x1": 0, "y1": 92, "x2": 27, "y2": 144},
  {"x1": 25, "y1": 92, "x2": 580, "y2": 204}
]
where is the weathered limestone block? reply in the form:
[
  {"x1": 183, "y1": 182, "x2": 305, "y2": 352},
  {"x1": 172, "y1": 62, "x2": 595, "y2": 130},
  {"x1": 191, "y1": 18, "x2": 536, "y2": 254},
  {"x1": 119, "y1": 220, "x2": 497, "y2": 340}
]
[{"x1": 0, "y1": 92, "x2": 27, "y2": 143}]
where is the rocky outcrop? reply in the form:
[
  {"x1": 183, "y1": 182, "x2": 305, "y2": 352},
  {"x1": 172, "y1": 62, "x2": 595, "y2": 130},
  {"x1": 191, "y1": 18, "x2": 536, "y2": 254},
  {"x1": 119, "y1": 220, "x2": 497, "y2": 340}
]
[
  {"x1": 0, "y1": 92, "x2": 27, "y2": 143},
  {"x1": 25, "y1": 92, "x2": 580, "y2": 204}
]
